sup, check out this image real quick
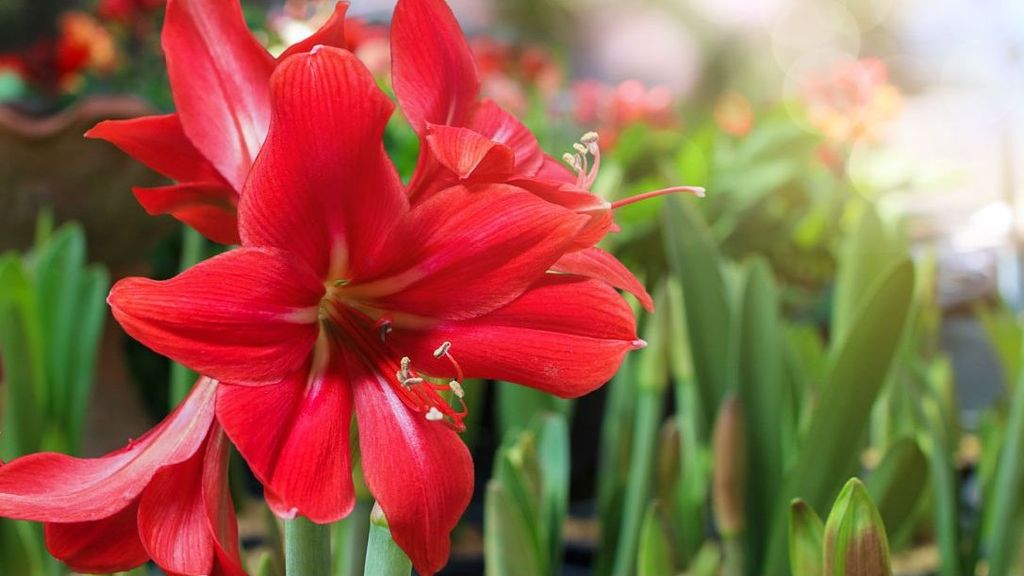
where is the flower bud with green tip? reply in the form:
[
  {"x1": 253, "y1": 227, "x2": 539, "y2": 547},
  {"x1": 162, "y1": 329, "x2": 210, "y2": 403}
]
[
  {"x1": 788, "y1": 499, "x2": 824, "y2": 576},
  {"x1": 823, "y1": 478, "x2": 892, "y2": 576}
]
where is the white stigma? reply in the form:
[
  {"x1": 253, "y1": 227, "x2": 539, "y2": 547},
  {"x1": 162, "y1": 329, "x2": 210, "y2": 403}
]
[{"x1": 433, "y1": 341, "x2": 452, "y2": 359}]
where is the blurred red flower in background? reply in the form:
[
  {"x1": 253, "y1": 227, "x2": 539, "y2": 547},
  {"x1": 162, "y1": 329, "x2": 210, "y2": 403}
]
[
  {"x1": 714, "y1": 91, "x2": 755, "y2": 137},
  {"x1": 97, "y1": 0, "x2": 165, "y2": 24},
  {"x1": 571, "y1": 79, "x2": 679, "y2": 147},
  {"x1": 802, "y1": 58, "x2": 902, "y2": 147},
  {"x1": 0, "y1": 11, "x2": 117, "y2": 94}
]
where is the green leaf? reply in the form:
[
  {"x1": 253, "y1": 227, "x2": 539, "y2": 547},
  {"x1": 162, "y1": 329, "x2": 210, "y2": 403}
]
[
  {"x1": 766, "y1": 259, "x2": 914, "y2": 572},
  {"x1": 637, "y1": 503, "x2": 674, "y2": 576},
  {"x1": 975, "y1": 303, "x2": 1022, "y2": 390},
  {"x1": 0, "y1": 253, "x2": 45, "y2": 456},
  {"x1": 865, "y1": 437, "x2": 927, "y2": 540},
  {"x1": 788, "y1": 500, "x2": 824, "y2": 576},
  {"x1": 666, "y1": 279, "x2": 709, "y2": 565},
  {"x1": 535, "y1": 414, "x2": 570, "y2": 570},
  {"x1": 595, "y1": 352, "x2": 638, "y2": 576},
  {"x1": 676, "y1": 131, "x2": 712, "y2": 188},
  {"x1": 496, "y1": 382, "x2": 569, "y2": 442},
  {"x1": 983, "y1": 332, "x2": 1024, "y2": 575},
  {"x1": 32, "y1": 223, "x2": 86, "y2": 424},
  {"x1": 736, "y1": 258, "x2": 784, "y2": 569},
  {"x1": 917, "y1": 385, "x2": 961, "y2": 576},
  {"x1": 66, "y1": 265, "x2": 109, "y2": 452},
  {"x1": 663, "y1": 197, "x2": 732, "y2": 432},
  {"x1": 485, "y1": 481, "x2": 544, "y2": 576},
  {"x1": 611, "y1": 295, "x2": 670, "y2": 576},
  {"x1": 831, "y1": 206, "x2": 904, "y2": 344},
  {"x1": 823, "y1": 479, "x2": 892, "y2": 576}
]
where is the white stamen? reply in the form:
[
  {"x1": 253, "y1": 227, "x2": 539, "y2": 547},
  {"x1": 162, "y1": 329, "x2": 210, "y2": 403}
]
[
  {"x1": 581, "y1": 131, "x2": 599, "y2": 144},
  {"x1": 573, "y1": 142, "x2": 588, "y2": 155},
  {"x1": 449, "y1": 380, "x2": 464, "y2": 398},
  {"x1": 425, "y1": 407, "x2": 444, "y2": 421}
]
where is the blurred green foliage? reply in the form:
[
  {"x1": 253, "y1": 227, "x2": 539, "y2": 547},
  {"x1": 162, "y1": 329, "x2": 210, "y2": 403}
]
[{"x1": 0, "y1": 214, "x2": 109, "y2": 576}]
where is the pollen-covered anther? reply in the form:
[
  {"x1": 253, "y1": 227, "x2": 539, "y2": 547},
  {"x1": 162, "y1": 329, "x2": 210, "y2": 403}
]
[
  {"x1": 389, "y1": 348, "x2": 469, "y2": 433},
  {"x1": 401, "y1": 377, "x2": 424, "y2": 388},
  {"x1": 564, "y1": 131, "x2": 602, "y2": 189},
  {"x1": 448, "y1": 380, "x2": 464, "y2": 399}
]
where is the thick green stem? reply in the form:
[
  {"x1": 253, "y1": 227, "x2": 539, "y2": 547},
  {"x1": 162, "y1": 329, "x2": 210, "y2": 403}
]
[
  {"x1": 285, "y1": 517, "x2": 332, "y2": 576},
  {"x1": 169, "y1": 226, "x2": 204, "y2": 406},
  {"x1": 363, "y1": 504, "x2": 412, "y2": 576},
  {"x1": 334, "y1": 499, "x2": 372, "y2": 576}
]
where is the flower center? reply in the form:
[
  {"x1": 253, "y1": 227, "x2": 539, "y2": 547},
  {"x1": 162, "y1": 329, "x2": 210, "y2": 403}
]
[{"x1": 319, "y1": 298, "x2": 468, "y2": 432}]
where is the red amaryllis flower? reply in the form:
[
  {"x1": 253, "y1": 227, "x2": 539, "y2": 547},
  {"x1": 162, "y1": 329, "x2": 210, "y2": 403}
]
[
  {"x1": 0, "y1": 378, "x2": 244, "y2": 576},
  {"x1": 108, "y1": 46, "x2": 642, "y2": 575},
  {"x1": 85, "y1": 0, "x2": 347, "y2": 244},
  {"x1": 390, "y1": 0, "x2": 701, "y2": 311}
]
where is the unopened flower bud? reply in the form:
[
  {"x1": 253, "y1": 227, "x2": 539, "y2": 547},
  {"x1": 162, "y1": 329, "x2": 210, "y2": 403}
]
[
  {"x1": 823, "y1": 478, "x2": 892, "y2": 576},
  {"x1": 789, "y1": 499, "x2": 824, "y2": 576},
  {"x1": 712, "y1": 395, "x2": 745, "y2": 537}
]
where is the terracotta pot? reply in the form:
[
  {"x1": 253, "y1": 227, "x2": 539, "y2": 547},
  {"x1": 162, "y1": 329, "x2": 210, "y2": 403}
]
[{"x1": 0, "y1": 96, "x2": 175, "y2": 270}]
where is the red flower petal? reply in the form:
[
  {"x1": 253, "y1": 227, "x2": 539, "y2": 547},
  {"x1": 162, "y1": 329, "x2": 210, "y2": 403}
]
[
  {"x1": 387, "y1": 275, "x2": 640, "y2": 397},
  {"x1": 534, "y1": 154, "x2": 578, "y2": 185},
  {"x1": 217, "y1": 359, "x2": 356, "y2": 524},
  {"x1": 203, "y1": 427, "x2": 248, "y2": 576},
  {"x1": 510, "y1": 180, "x2": 615, "y2": 248},
  {"x1": 391, "y1": 0, "x2": 479, "y2": 133},
  {"x1": 45, "y1": 502, "x2": 148, "y2": 574},
  {"x1": 278, "y1": 2, "x2": 349, "y2": 61},
  {"x1": 469, "y1": 100, "x2": 544, "y2": 176},
  {"x1": 354, "y1": 184, "x2": 587, "y2": 321},
  {"x1": 138, "y1": 442, "x2": 213, "y2": 574},
  {"x1": 163, "y1": 0, "x2": 275, "y2": 190},
  {"x1": 86, "y1": 114, "x2": 226, "y2": 185},
  {"x1": 239, "y1": 47, "x2": 406, "y2": 280},
  {"x1": 109, "y1": 248, "x2": 322, "y2": 385},
  {"x1": 138, "y1": 425, "x2": 243, "y2": 576},
  {"x1": 133, "y1": 183, "x2": 240, "y2": 245},
  {"x1": 425, "y1": 124, "x2": 515, "y2": 182},
  {"x1": 0, "y1": 378, "x2": 217, "y2": 522},
  {"x1": 349, "y1": 348, "x2": 473, "y2": 576},
  {"x1": 552, "y1": 247, "x2": 654, "y2": 311}
]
